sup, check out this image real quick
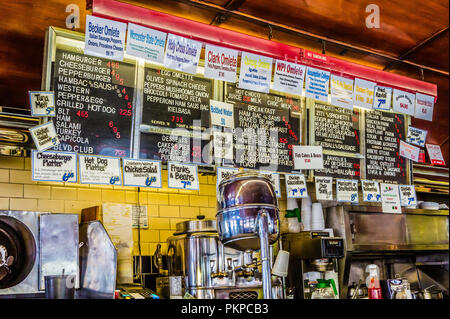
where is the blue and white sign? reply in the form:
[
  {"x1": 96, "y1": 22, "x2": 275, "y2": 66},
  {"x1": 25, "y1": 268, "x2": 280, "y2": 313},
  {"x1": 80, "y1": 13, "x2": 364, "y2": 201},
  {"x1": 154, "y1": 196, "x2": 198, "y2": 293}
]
[
  {"x1": 285, "y1": 173, "x2": 308, "y2": 198},
  {"x1": 32, "y1": 150, "x2": 77, "y2": 183},
  {"x1": 361, "y1": 180, "x2": 381, "y2": 202},
  {"x1": 393, "y1": 89, "x2": 415, "y2": 116},
  {"x1": 330, "y1": 75, "x2": 354, "y2": 110},
  {"x1": 29, "y1": 91, "x2": 55, "y2": 117},
  {"x1": 163, "y1": 34, "x2": 202, "y2": 74},
  {"x1": 168, "y1": 162, "x2": 199, "y2": 190},
  {"x1": 336, "y1": 179, "x2": 359, "y2": 203},
  {"x1": 373, "y1": 86, "x2": 392, "y2": 110},
  {"x1": 29, "y1": 121, "x2": 60, "y2": 152},
  {"x1": 216, "y1": 167, "x2": 239, "y2": 188},
  {"x1": 260, "y1": 171, "x2": 281, "y2": 198},
  {"x1": 84, "y1": 15, "x2": 127, "y2": 61},
  {"x1": 272, "y1": 60, "x2": 306, "y2": 96},
  {"x1": 398, "y1": 185, "x2": 417, "y2": 207},
  {"x1": 79, "y1": 155, "x2": 122, "y2": 185},
  {"x1": 204, "y1": 44, "x2": 238, "y2": 82},
  {"x1": 238, "y1": 52, "x2": 273, "y2": 93},
  {"x1": 122, "y1": 158, "x2": 162, "y2": 188},
  {"x1": 305, "y1": 67, "x2": 330, "y2": 102},
  {"x1": 406, "y1": 126, "x2": 427, "y2": 147},
  {"x1": 126, "y1": 23, "x2": 167, "y2": 64},
  {"x1": 210, "y1": 100, "x2": 234, "y2": 128}
]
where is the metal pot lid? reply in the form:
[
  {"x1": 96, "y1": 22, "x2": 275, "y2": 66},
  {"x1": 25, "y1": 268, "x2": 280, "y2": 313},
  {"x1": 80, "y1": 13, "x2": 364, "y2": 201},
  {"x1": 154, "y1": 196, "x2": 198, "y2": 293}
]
[
  {"x1": 174, "y1": 219, "x2": 217, "y2": 235},
  {"x1": 218, "y1": 171, "x2": 272, "y2": 188}
]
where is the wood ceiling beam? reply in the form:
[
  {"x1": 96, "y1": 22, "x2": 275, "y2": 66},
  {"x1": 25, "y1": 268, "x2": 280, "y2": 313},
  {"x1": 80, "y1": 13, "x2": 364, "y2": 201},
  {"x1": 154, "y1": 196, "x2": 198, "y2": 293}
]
[
  {"x1": 172, "y1": 0, "x2": 449, "y2": 76},
  {"x1": 383, "y1": 26, "x2": 449, "y2": 72},
  {"x1": 210, "y1": 0, "x2": 246, "y2": 25}
]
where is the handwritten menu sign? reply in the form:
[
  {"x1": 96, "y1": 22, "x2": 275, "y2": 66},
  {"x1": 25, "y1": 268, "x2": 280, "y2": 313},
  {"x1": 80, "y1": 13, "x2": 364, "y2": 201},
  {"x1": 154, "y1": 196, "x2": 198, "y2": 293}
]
[
  {"x1": 226, "y1": 84, "x2": 301, "y2": 172},
  {"x1": 143, "y1": 67, "x2": 212, "y2": 131},
  {"x1": 398, "y1": 185, "x2": 417, "y2": 207},
  {"x1": 29, "y1": 91, "x2": 55, "y2": 117},
  {"x1": 406, "y1": 126, "x2": 427, "y2": 147},
  {"x1": 139, "y1": 132, "x2": 212, "y2": 164},
  {"x1": 380, "y1": 183, "x2": 402, "y2": 214},
  {"x1": 426, "y1": 144, "x2": 446, "y2": 166},
  {"x1": 168, "y1": 162, "x2": 199, "y2": 190},
  {"x1": 285, "y1": 173, "x2": 308, "y2": 198},
  {"x1": 52, "y1": 49, "x2": 135, "y2": 157},
  {"x1": 293, "y1": 145, "x2": 324, "y2": 170},
  {"x1": 365, "y1": 110, "x2": 407, "y2": 184},
  {"x1": 314, "y1": 154, "x2": 360, "y2": 179},
  {"x1": 361, "y1": 180, "x2": 381, "y2": 202},
  {"x1": 315, "y1": 176, "x2": 333, "y2": 201},
  {"x1": 32, "y1": 150, "x2": 77, "y2": 183},
  {"x1": 122, "y1": 159, "x2": 162, "y2": 188},
  {"x1": 30, "y1": 121, "x2": 60, "y2": 152},
  {"x1": 336, "y1": 179, "x2": 359, "y2": 203},
  {"x1": 313, "y1": 103, "x2": 360, "y2": 153},
  {"x1": 79, "y1": 155, "x2": 122, "y2": 185},
  {"x1": 216, "y1": 167, "x2": 239, "y2": 188}
]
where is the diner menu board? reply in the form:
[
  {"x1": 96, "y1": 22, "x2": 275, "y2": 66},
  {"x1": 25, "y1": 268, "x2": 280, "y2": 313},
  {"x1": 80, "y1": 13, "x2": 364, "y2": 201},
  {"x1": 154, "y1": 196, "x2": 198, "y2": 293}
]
[
  {"x1": 365, "y1": 110, "x2": 407, "y2": 184},
  {"x1": 139, "y1": 132, "x2": 212, "y2": 164},
  {"x1": 314, "y1": 154, "x2": 361, "y2": 179},
  {"x1": 142, "y1": 67, "x2": 213, "y2": 130},
  {"x1": 226, "y1": 83, "x2": 301, "y2": 172},
  {"x1": 313, "y1": 103, "x2": 360, "y2": 153},
  {"x1": 52, "y1": 49, "x2": 135, "y2": 157}
]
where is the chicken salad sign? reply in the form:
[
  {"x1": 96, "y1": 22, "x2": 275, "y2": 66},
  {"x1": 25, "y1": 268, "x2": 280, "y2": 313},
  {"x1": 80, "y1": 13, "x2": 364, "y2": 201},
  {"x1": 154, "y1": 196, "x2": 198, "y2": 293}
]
[{"x1": 122, "y1": 159, "x2": 162, "y2": 188}]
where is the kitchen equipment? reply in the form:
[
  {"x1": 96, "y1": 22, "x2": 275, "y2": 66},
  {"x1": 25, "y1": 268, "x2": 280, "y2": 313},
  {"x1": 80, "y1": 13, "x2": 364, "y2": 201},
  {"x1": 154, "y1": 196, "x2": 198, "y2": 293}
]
[
  {"x1": 282, "y1": 231, "x2": 345, "y2": 299},
  {"x1": 44, "y1": 275, "x2": 75, "y2": 299},
  {"x1": 0, "y1": 211, "x2": 78, "y2": 297},
  {"x1": 216, "y1": 172, "x2": 280, "y2": 299},
  {"x1": 326, "y1": 205, "x2": 449, "y2": 299},
  {"x1": 165, "y1": 219, "x2": 267, "y2": 299},
  {"x1": 311, "y1": 278, "x2": 338, "y2": 299}
]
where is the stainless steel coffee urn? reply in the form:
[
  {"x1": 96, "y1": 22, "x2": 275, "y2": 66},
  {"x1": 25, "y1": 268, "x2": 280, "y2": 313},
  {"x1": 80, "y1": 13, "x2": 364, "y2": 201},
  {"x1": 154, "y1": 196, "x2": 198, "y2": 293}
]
[{"x1": 216, "y1": 172, "x2": 280, "y2": 299}]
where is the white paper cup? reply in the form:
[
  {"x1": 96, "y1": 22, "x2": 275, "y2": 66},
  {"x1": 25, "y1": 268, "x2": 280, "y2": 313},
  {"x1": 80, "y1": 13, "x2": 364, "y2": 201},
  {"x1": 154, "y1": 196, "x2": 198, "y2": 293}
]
[
  {"x1": 311, "y1": 203, "x2": 325, "y2": 230},
  {"x1": 272, "y1": 250, "x2": 290, "y2": 277}
]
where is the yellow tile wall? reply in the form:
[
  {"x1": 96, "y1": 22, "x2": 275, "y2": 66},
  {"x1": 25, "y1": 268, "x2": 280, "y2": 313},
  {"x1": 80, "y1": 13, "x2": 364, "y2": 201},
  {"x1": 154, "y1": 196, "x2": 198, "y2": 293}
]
[{"x1": 0, "y1": 155, "x2": 288, "y2": 257}]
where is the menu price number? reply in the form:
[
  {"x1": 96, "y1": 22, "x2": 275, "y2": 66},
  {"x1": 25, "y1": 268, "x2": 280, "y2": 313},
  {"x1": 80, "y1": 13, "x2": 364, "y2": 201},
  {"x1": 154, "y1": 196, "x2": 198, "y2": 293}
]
[
  {"x1": 291, "y1": 187, "x2": 306, "y2": 197},
  {"x1": 109, "y1": 176, "x2": 120, "y2": 184},
  {"x1": 76, "y1": 110, "x2": 89, "y2": 118},
  {"x1": 108, "y1": 121, "x2": 121, "y2": 139},
  {"x1": 62, "y1": 172, "x2": 75, "y2": 182},
  {"x1": 171, "y1": 116, "x2": 184, "y2": 123},
  {"x1": 367, "y1": 193, "x2": 381, "y2": 202},
  {"x1": 145, "y1": 176, "x2": 157, "y2": 186}
]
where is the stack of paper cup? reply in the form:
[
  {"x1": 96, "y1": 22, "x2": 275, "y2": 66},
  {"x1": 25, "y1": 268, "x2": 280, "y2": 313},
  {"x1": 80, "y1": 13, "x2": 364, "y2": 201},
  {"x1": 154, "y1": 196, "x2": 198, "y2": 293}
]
[
  {"x1": 272, "y1": 250, "x2": 290, "y2": 277},
  {"x1": 301, "y1": 196, "x2": 312, "y2": 231},
  {"x1": 287, "y1": 198, "x2": 301, "y2": 233},
  {"x1": 310, "y1": 202, "x2": 325, "y2": 230}
]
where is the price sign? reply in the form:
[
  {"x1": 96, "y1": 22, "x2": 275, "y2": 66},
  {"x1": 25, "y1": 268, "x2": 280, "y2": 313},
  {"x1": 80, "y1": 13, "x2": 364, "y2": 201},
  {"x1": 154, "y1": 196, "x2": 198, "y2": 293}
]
[
  {"x1": 426, "y1": 144, "x2": 446, "y2": 166},
  {"x1": 398, "y1": 185, "x2": 417, "y2": 207},
  {"x1": 29, "y1": 91, "x2": 55, "y2": 117},
  {"x1": 238, "y1": 52, "x2": 272, "y2": 93},
  {"x1": 315, "y1": 176, "x2": 333, "y2": 201},
  {"x1": 353, "y1": 78, "x2": 376, "y2": 109},
  {"x1": 29, "y1": 121, "x2": 60, "y2": 152},
  {"x1": 216, "y1": 167, "x2": 239, "y2": 188},
  {"x1": 330, "y1": 74, "x2": 354, "y2": 110},
  {"x1": 399, "y1": 140, "x2": 420, "y2": 162},
  {"x1": 414, "y1": 93, "x2": 434, "y2": 122},
  {"x1": 79, "y1": 155, "x2": 122, "y2": 185},
  {"x1": 168, "y1": 162, "x2": 199, "y2": 190},
  {"x1": 293, "y1": 145, "x2": 324, "y2": 170},
  {"x1": 336, "y1": 179, "x2": 359, "y2": 203},
  {"x1": 204, "y1": 44, "x2": 238, "y2": 82},
  {"x1": 393, "y1": 89, "x2": 415, "y2": 116},
  {"x1": 380, "y1": 183, "x2": 402, "y2": 214},
  {"x1": 32, "y1": 150, "x2": 77, "y2": 183},
  {"x1": 406, "y1": 126, "x2": 427, "y2": 147},
  {"x1": 163, "y1": 34, "x2": 202, "y2": 74},
  {"x1": 305, "y1": 67, "x2": 330, "y2": 102},
  {"x1": 373, "y1": 86, "x2": 392, "y2": 110},
  {"x1": 122, "y1": 158, "x2": 162, "y2": 188},
  {"x1": 126, "y1": 23, "x2": 167, "y2": 64},
  {"x1": 273, "y1": 60, "x2": 306, "y2": 96},
  {"x1": 361, "y1": 180, "x2": 381, "y2": 202},
  {"x1": 210, "y1": 100, "x2": 234, "y2": 128},
  {"x1": 285, "y1": 173, "x2": 308, "y2": 198}
]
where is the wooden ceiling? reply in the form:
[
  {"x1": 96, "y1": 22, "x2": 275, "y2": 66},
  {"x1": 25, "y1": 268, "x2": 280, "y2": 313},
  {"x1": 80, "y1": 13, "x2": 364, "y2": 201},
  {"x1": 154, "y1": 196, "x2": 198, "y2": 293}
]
[{"x1": 0, "y1": 0, "x2": 448, "y2": 163}]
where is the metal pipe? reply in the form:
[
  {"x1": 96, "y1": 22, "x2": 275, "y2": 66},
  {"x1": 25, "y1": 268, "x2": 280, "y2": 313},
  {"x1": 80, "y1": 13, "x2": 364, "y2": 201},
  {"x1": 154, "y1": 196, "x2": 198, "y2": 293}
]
[{"x1": 257, "y1": 209, "x2": 272, "y2": 299}]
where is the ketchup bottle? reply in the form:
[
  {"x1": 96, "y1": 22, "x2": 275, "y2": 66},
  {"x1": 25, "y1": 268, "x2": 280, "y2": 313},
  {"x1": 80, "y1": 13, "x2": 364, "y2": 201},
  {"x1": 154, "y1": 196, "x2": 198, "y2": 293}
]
[{"x1": 368, "y1": 277, "x2": 383, "y2": 299}]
